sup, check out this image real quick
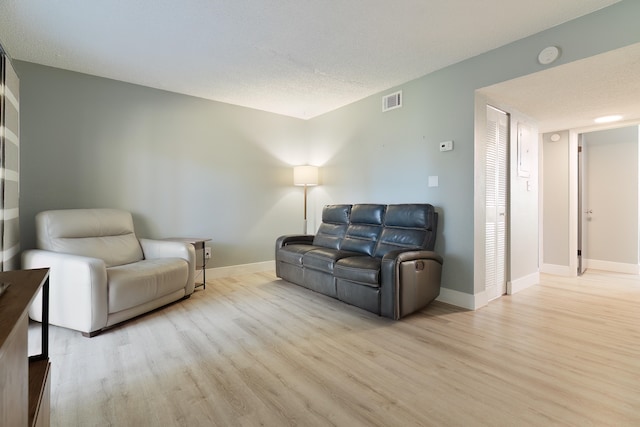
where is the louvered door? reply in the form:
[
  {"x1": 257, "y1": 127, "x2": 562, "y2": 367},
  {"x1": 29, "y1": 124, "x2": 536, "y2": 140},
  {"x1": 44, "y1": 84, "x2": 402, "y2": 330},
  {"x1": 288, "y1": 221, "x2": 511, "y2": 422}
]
[{"x1": 485, "y1": 106, "x2": 508, "y2": 301}]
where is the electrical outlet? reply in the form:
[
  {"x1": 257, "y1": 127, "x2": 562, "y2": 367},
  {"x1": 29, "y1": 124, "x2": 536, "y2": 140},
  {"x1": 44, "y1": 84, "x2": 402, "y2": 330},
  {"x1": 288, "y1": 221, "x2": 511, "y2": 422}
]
[{"x1": 204, "y1": 247, "x2": 212, "y2": 259}]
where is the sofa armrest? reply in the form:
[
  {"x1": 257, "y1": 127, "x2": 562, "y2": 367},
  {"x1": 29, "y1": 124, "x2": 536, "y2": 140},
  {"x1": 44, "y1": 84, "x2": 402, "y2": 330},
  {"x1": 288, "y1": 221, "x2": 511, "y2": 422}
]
[
  {"x1": 275, "y1": 234, "x2": 315, "y2": 250},
  {"x1": 22, "y1": 249, "x2": 109, "y2": 334},
  {"x1": 139, "y1": 239, "x2": 196, "y2": 295},
  {"x1": 380, "y1": 250, "x2": 443, "y2": 319}
]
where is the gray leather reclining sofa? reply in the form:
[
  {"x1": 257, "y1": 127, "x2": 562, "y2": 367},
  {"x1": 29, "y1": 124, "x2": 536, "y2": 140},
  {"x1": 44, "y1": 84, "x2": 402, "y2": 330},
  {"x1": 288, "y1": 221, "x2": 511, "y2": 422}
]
[{"x1": 275, "y1": 204, "x2": 443, "y2": 319}]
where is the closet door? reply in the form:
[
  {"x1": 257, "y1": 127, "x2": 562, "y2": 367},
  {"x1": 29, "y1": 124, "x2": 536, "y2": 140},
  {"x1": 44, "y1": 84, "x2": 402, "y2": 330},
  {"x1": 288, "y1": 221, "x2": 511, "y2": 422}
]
[{"x1": 485, "y1": 106, "x2": 508, "y2": 301}]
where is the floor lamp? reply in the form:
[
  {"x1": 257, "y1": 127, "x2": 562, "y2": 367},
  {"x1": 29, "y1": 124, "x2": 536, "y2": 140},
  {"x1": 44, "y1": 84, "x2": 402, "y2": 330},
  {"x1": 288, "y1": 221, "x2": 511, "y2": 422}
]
[{"x1": 293, "y1": 165, "x2": 319, "y2": 234}]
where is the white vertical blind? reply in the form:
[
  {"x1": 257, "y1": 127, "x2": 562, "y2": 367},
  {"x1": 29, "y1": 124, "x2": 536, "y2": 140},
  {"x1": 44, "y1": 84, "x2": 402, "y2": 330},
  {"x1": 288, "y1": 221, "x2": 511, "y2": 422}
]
[{"x1": 0, "y1": 52, "x2": 21, "y2": 271}]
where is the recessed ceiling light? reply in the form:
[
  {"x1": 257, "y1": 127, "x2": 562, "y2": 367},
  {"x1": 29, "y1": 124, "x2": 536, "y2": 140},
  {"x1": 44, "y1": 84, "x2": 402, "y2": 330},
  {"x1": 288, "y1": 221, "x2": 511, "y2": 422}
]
[{"x1": 594, "y1": 115, "x2": 623, "y2": 124}]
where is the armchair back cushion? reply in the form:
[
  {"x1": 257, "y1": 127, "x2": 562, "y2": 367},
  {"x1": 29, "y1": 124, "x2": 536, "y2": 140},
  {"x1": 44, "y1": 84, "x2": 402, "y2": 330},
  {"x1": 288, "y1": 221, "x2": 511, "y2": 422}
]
[{"x1": 36, "y1": 209, "x2": 144, "y2": 267}]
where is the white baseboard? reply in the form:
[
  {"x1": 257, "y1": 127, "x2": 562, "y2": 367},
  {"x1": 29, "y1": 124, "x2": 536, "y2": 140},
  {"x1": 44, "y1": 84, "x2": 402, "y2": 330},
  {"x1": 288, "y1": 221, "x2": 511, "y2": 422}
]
[
  {"x1": 507, "y1": 272, "x2": 539, "y2": 295},
  {"x1": 437, "y1": 287, "x2": 486, "y2": 310},
  {"x1": 204, "y1": 261, "x2": 275, "y2": 280},
  {"x1": 584, "y1": 259, "x2": 640, "y2": 275},
  {"x1": 540, "y1": 263, "x2": 575, "y2": 277}
]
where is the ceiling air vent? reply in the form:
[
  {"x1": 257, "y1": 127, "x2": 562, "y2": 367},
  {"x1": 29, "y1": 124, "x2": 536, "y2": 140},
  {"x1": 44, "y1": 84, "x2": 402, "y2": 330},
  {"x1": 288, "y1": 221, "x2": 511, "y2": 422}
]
[{"x1": 382, "y1": 90, "x2": 402, "y2": 112}]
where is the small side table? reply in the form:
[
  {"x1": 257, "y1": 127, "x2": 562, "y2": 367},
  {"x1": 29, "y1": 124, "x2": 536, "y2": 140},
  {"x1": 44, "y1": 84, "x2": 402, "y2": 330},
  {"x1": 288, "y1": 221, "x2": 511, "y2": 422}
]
[{"x1": 164, "y1": 237, "x2": 211, "y2": 289}]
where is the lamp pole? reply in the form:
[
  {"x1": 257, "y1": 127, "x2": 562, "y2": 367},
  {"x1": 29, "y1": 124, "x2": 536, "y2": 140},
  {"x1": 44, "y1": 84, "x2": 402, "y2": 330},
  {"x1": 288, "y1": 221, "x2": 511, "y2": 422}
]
[
  {"x1": 293, "y1": 165, "x2": 319, "y2": 235},
  {"x1": 303, "y1": 184, "x2": 309, "y2": 234}
]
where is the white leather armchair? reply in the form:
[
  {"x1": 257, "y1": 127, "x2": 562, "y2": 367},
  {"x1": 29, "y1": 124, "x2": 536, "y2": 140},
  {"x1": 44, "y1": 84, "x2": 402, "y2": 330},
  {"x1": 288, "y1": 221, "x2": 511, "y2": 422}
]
[{"x1": 22, "y1": 209, "x2": 196, "y2": 337}]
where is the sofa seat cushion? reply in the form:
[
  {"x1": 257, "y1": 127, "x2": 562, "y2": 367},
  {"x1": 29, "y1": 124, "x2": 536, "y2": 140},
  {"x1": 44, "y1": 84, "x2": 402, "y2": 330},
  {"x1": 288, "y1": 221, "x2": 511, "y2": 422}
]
[
  {"x1": 303, "y1": 248, "x2": 360, "y2": 273},
  {"x1": 278, "y1": 244, "x2": 319, "y2": 266},
  {"x1": 334, "y1": 256, "x2": 382, "y2": 287},
  {"x1": 107, "y1": 258, "x2": 188, "y2": 313}
]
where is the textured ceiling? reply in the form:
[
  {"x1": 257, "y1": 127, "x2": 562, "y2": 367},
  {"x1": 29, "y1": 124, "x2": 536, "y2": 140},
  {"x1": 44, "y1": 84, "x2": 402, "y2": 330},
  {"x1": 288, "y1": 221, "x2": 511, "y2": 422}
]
[
  {"x1": 0, "y1": 0, "x2": 623, "y2": 119},
  {"x1": 480, "y1": 42, "x2": 640, "y2": 133}
]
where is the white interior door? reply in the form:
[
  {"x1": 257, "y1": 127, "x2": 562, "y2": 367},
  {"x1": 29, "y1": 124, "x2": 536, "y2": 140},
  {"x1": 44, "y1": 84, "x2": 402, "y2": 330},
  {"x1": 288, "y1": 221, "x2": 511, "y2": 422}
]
[
  {"x1": 578, "y1": 135, "x2": 588, "y2": 275},
  {"x1": 485, "y1": 106, "x2": 509, "y2": 301}
]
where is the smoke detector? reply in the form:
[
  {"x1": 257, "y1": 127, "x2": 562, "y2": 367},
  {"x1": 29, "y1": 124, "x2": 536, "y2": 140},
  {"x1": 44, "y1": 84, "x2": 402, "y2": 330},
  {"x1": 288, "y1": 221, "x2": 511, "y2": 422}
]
[{"x1": 538, "y1": 46, "x2": 560, "y2": 65}]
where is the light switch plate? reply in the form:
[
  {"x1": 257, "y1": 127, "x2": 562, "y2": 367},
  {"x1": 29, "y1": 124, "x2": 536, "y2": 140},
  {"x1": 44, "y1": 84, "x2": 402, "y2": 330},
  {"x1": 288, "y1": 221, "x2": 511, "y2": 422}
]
[{"x1": 428, "y1": 176, "x2": 439, "y2": 187}]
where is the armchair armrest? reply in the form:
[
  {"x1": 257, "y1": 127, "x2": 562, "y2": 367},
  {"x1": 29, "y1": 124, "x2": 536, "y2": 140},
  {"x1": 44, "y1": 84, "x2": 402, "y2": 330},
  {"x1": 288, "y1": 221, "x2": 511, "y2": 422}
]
[
  {"x1": 380, "y1": 250, "x2": 443, "y2": 319},
  {"x1": 275, "y1": 234, "x2": 315, "y2": 250},
  {"x1": 21, "y1": 249, "x2": 109, "y2": 334},
  {"x1": 139, "y1": 239, "x2": 196, "y2": 295}
]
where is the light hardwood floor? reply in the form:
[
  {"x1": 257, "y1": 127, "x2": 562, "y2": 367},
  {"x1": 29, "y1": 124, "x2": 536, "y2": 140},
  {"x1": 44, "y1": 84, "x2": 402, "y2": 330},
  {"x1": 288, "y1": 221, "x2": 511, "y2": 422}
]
[{"x1": 40, "y1": 270, "x2": 640, "y2": 426}]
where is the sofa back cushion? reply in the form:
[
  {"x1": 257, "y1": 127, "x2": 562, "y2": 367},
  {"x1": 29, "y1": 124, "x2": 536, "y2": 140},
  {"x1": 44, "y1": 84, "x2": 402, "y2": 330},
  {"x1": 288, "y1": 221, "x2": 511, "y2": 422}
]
[
  {"x1": 340, "y1": 204, "x2": 385, "y2": 256},
  {"x1": 373, "y1": 204, "x2": 438, "y2": 257},
  {"x1": 312, "y1": 204, "x2": 351, "y2": 249},
  {"x1": 36, "y1": 208, "x2": 144, "y2": 267}
]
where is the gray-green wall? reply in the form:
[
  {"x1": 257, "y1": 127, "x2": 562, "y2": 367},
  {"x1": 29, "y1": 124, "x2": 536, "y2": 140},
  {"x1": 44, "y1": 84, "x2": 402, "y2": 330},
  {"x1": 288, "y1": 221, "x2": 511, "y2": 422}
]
[
  {"x1": 306, "y1": 0, "x2": 640, "y2": 293},
  {"x1": 17, "y1": 63, "x2": 309, "y2": 267},
  {"x1": 16, "y1": 0, "x2": 640, "y2": 297},
  {"x1": 542, "y1": 131, "x2": 571, "y2": 268}
]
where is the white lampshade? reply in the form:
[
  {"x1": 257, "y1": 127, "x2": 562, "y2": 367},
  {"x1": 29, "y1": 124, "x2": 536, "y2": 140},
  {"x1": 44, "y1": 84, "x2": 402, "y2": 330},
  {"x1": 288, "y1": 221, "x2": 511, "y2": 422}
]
[{"x1": 293, "y1": 165, "x2": 319, "y2": 186}]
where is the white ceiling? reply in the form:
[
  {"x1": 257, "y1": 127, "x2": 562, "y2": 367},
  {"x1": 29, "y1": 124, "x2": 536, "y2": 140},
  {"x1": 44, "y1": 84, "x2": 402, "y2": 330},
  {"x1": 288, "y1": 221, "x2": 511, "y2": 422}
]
[
  {"x1": 0, "y1": 0, "x2": 623, "y2": 119},
  {"x1": 480, "y1": 42, "x2": 640, "y2": 133}
]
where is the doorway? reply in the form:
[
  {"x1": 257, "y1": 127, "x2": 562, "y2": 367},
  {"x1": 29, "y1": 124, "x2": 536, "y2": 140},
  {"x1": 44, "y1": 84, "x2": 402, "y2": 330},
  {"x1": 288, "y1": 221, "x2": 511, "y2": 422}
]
[
  {"x1": 577, "y1": 134, "x2": 586, "y2": 275},
  {"x1": 577, "y1": 125, "x2": 640, "y2": 274}
]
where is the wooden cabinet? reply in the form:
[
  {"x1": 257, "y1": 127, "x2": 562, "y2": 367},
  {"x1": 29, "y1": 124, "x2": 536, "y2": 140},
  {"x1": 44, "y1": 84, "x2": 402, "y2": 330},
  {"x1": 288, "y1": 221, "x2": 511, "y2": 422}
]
[{"x1": 0, "y1": 269, "x2": 50, "y2": 427}]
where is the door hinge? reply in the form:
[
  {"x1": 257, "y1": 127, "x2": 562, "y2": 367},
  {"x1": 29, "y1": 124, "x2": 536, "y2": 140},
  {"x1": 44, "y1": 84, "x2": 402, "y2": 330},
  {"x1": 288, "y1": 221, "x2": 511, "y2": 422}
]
[{"x1": 578, "y1": 250, "x2": 582, "y2": 256}]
